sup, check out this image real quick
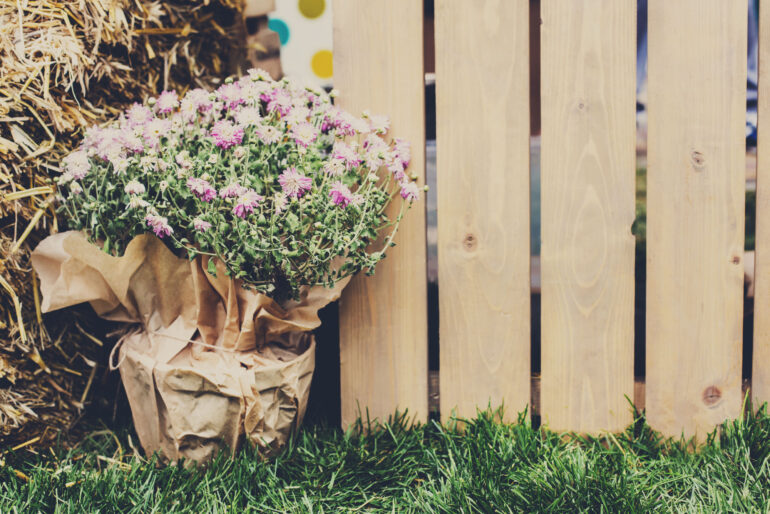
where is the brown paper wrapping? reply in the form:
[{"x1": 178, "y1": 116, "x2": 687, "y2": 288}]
[{"x1": 31, "y1": 231, "x2": 349, "y2": 463}]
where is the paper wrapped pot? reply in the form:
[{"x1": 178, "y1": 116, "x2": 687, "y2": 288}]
[{"x1": 31, "y1": 231, "x2": 348, "y2": 463}]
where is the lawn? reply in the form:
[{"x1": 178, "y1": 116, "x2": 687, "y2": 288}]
[{"x1": 3, "y1": 406, "x2": 770, "y2": 512}]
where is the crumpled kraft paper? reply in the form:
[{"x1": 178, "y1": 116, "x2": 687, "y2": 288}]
[{"x1": 31, "y1": 231, "x2": 349, "y2": 463}]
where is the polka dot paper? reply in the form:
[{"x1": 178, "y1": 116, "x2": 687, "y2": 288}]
[{"x1": 269, "y1": 0, "x2": 333, "y2": 87}]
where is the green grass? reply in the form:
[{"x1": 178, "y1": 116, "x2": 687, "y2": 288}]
[{"x1": 3, "y1": 406, "x2": 770, "y2": 512}]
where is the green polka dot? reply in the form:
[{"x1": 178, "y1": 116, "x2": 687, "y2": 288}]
[
  {"x1": 298, "y1": 0, "x2": 325, "y2": 19},
  {"x1": 311, "y1": 50, "x2": 333, "y2": 79}
]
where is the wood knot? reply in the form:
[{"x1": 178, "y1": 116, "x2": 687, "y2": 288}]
[
  {"x1": 463, "y1": 233, "x2": 477, "y2": 251},
  {"x1": 731, "y1": 255, "x2": 741, "y2": 265},
  {"x1": 702, "y1": 386, "x2": 722, "y2": 407},
  {"x1": 690, "y1": 150, "x2": 705, "y2": 169}
]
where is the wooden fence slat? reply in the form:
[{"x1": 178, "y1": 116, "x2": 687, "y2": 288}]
[
  {"x1": 333, "y1": 0, "x2": 428, "y2": 428},
  {"x1": 435, "y1": 0, "x2": 531, "y2": 422},
  {"x1": 754, "y1": 0, "x2": 770, "y2": 406},
  {"x1": 539, "y1": 0, "x2": 637, "y2": 433},
  {"x1": 646, "y1": 0, "x2": 746, "y2": 438}
]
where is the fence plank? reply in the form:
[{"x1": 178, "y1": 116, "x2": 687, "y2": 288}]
[
  {"x1": 435, "y1": 0, "x2": 530, "y2": 422},
  {"x1": 646, "y1": 0, "x2": 746, "y2": 438},
  {"x1": 755, "y1": 1, "x2": 770, "y2": 406},
  {"x1": 333, "y1": 0, "x2": 428, "y2": 428},
  {"x1": 539, "y1": 0, "x2": 636, "y2": 433}
]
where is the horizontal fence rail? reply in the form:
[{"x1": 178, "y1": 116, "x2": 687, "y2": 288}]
[{"x1": 333, "y1": 0, "x2": 760, "y2": 440}]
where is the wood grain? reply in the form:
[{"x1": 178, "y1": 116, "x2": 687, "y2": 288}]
[
  {"x1": 646, "y1": 0, "x2": 746, "y2": 439},
  {"x1": 435, "y1": 0, "x2": 531, "y2": 422},
  {"x1": 539, "y1": 0, "x2": 636, "y2": 433},
  {"x1": 333, "y1": 0, "x2": 428, "y2": 428},
  {"x1": 754, "y1": 0, "x2": 770, "y2": 406}
]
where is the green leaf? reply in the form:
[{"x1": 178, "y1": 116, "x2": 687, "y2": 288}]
[{"x1": 207, "y1": 258, "x2": 217, "y2": 277}]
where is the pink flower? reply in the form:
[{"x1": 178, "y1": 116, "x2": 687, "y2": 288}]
[
  {"x1": 400, "y1": 182, "x2": 420, "y2": 201},
  {"x1": 332, "y1": 140, "x2": 362, "y2": 170},
  {"x1": 193, "y1": 218, "x2": 212, "y2": 232},
  {"x1": 145, "y1": 214, "x2": 173, "y2": 238},
  {"x1": 329, "y1": 181, "x2": 353, "y2": 208},
  {"x1": 155, "y1": 90, "x2": 179, "y2": 114},
  {"x1": 390, "y1": 138, "x2": 411, "y2": 171},
  {"x1": 187, "y1": 177, "x2": 217, "y2": 202},
  {"x1": 125, "y1": 103, "x2": 154, "y2": 127},
  {"x1": 180, "y1": 88, "x2": 213, "y2": 120},
  {"x1": 265, "y1": 88, "x2": 292, "y2": 116},
  {"x1": 255, "y1": 125, "x2": 281, "y2": 145},
  {"x1": 322, "y1": 159, "x2": 345, "y2": 177},
  {"x1": 210, "y1": 120, "x2": 244, "y2": 149},
  {"x1": 219, "y1": 182, "x2": 248, "y2": 199},
  {"x1": 233, "y1": 190, "x2": 264, "y2": 218},
  {"x1": 121, "y1": 132, "x2": 144, "y2": 154},
  {"x1": 62, "y1": 150, "x2": 90, "y2": 181},
  {"x1": 367, "y1": 113, "x2": 390, "y2": 134},
  {"x1": 143, "y1": 118, "x2": 171, "y2": 148},
  {"x1": 278, "y1": 167, "x2": 312, "y2": 198},
  {"x1": 216, "y1": 83, "x2": 245, "y2": 110},
  {"x1": 291, "y1": 122, "x2": 317, "y2": 148}
]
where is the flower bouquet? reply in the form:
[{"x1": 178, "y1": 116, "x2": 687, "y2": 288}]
[{"x1": 32, "y1": 69, "x2": 420, "y2": 463}]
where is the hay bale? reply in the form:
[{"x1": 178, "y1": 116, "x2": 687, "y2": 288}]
[{"x1": 0, "y1": 0, "x2": 247, "y2": 448}]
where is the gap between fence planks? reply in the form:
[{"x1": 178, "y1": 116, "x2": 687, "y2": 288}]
[
  {"x1": 435, "y1": 0, "x2": 531, "y2": 423},
  {"x1": 755, "y1": 0, "x2": 770, "y2": 407},
  {"x1": 333, "y1": 0, "x2": 428, "y2": 428},
  {"x1": 539, "y1": 0, "x2": 636, "y2": 433},
  {"x1": 646, "y1": 0, "x2": 746, "y2": 439}
]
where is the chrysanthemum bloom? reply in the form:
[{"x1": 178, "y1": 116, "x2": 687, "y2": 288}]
[
  {"x1": 329, "y1": 181, "x2": 353, "y2": 208},
  {"x1": 274, "y1": 192, "x2": 288, "y2": 215},
  {"x1": 124, "y1": 180, "x2": 145, "y2": 195},
  {"x1": 233, "y1": 190, "x2": 264, "y2": 218},
  {"x1": 62, "y1": 150, "x2": 91, "y2": 181},
  {"x1": 127, "y1": 197, "x2": 150, "y2": 210},
  {"x1": 155, "y1": 91, "x2": 179, "y2": 114},
  {"x1": 322, "y1": 159, "x2": 345, "y2": 177},
  {"x1": 175, "y1": 150, "x2": 193, "y2": 169},
  {"x1": 391, "y1": 138, "x2": 411, "y2": 170},
  {"x1": 278, "y1": 167, "x2": 312, "y2": 198},
  {"x1": 363, "y1": 134, "x2": 388, "y2": 170},
  {"x1": 187, "y1": 177, "x2": 217, "y2": 202},
  {"x1": 217, "y1": 83, "x2": 245, "y2": 110},
  {"x1": 121, "y1": 132, "x2": 145, "y2": 154},
  {"x1": 266, "y1": 88, "x2": 292, "y2": 116},
  {"x1": 193, "y1": 218, "x2": 212, "y2": 232},
  {"x1": 219, "y1": 182, "x2": 248, "y2": 199},
  {"x1": 256, "y1": 125, "x2": 281, "y2": 145},
  {"x1": 235, "y1": 106, "x2": 262, "y2": 126},
  {"x1": 332, "y1": 140, "x2": 362, "y2": 170},
  {"x1": 400, "y1": 181, "x2": 420, "y2": 201},
  {"x1": 367, "y1": 113, "x2": 390, "y2": 135},
  {"x1": 291, "y1": 122, "x2": 317, "y2": 148},
  {"x1": 125, "y1": 103, "x2": 154, "y2": 127},
  {"x1": 247, "y1": 67, "x2": 273, "y2": 82},
  {"x1": 143, "y1": 119, "x2": 171, "y2": 148},
  {"x1": 145, "y1": 214, "x2": 173, "y2": 238},
  {"x1": 210, "y1": 120, "x2": 244, "y2": 149},
  {"x1": 285, "y1": 106, "x2": 311, "y2": 127}
]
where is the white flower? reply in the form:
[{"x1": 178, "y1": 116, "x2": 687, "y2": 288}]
[{"x1": 124, "y1": 180, "x2": 146, "y2": 195}]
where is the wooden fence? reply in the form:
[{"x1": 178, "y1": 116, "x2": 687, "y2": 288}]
[{"x1": 330, "y1": 0, "x2": 764, "y2": 440}]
